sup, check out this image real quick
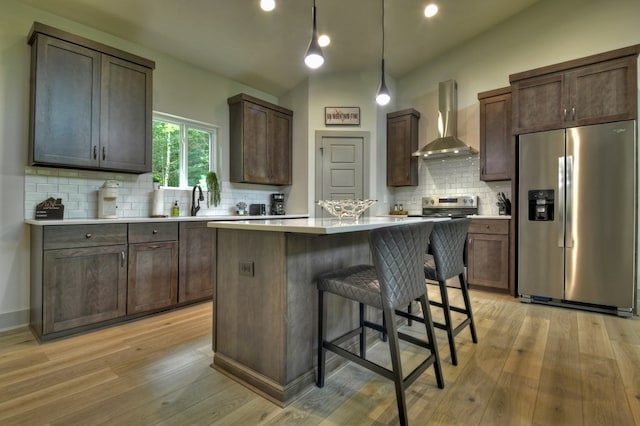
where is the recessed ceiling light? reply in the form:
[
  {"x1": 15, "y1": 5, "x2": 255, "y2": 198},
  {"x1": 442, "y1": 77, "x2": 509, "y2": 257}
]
[
  {"x1": 424, "y1": 3, "x2": 438, "y2": 18},
  {"x1": 318, "y1": 34, "x2": 330, "y2": 47},
  {"x1": 260, "y1": 0, "x2": 275, "y2": 12}
]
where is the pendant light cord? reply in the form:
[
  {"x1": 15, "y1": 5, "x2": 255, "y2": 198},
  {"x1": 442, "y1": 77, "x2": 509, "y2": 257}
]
[{"x1": 381, "y1": 0, "x2": 385, "y2": 62}]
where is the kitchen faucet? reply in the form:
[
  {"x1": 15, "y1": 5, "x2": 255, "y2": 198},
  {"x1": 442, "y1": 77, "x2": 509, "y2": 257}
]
[{"x1": 191, "y1": 184, "x2": 204, "y2": 216}]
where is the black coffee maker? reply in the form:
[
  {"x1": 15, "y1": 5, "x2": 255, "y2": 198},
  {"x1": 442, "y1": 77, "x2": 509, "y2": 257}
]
[{"x1": 270, "y1": 193, "x2": 285, "y2": 215}]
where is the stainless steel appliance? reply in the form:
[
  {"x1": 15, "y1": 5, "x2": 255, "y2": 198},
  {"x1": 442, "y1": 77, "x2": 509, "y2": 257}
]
[
  {"x1": 249, "y1": 203, "x2": 266, "y2": 215},
  {"x1": 270, "y1": 193, "x2": 285, "y2": 215},
  {"x1": 518, "y1": 120, "x2": 636, "y2": 317},
  {"x1": 421, "y1": 195, "x2": 478, "y2": 217}
]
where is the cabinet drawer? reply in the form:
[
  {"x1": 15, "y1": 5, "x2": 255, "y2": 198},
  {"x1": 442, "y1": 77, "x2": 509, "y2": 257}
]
[
  {"x1": 43, "y1": 224, "x2": 127, "y2": 249},
  {"x1": 469, "y1": 219, "x2": 509, "y2": 235},
  {"x1": 128, "y1": 222, "x2": 178, "y2": 243}
]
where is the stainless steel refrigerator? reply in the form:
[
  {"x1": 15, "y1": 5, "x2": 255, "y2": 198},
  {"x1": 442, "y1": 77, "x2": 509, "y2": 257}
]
[{"x1": 518, "y1": 120, "x2": 637, "y2": 317}]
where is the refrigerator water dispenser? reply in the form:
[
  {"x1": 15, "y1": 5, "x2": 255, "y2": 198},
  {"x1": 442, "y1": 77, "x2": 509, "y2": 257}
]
[{"x1": 528, "y1": 189, "x2": 554, "y2": 221}]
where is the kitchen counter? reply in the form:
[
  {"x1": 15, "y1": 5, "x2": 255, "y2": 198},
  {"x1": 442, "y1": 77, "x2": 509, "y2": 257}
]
[
  {"x1": 209, "y1": 216, "x2": 444, "y2": 406},
  {"x1": 206, "y1": 216, "x2": 436, "y2": 234},
  {"x1": 468, "y1": 214, "x2": 511, "y2": 219},
  {"x1": 25, "y1": 214, "x2": 307, "y2": 226}
]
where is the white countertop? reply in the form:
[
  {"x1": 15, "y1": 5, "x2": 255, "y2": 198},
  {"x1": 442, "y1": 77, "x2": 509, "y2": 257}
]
[
  {"x1": 207, "y1": 216, "x2": 447, "y2": 235},
  {"x1": 467, "y1": 215, "x2": 511, "y2": 220},
  {"x1": 25, "y1": 214, "x2": 308, "y2": 226}
]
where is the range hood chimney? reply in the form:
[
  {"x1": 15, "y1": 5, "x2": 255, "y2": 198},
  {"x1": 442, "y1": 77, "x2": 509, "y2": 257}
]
[{"x1": 412, "y1": 79, "x2": 478, "y2": 159}]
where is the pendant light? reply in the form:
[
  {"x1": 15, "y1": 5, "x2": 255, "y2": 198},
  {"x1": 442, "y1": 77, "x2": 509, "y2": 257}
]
[
  {"x1": 304, "y1": 0, "x2": 325, "y2": 69},
  {"x1": 376, "y1": 0, "x2": 390, "y2": 105}
]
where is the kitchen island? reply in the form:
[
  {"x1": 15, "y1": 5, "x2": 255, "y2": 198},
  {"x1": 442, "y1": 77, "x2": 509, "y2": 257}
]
[{"x1": 207, "y1": 216, "x2": 442, "y2": 406}]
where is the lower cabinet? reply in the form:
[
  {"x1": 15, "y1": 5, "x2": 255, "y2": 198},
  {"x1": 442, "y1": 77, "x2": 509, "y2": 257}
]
[
  {"x1": 30, "y1": 220, "x2": 215, "y2": 340},
  {"x1": 30, "y1": 224, "x2": 128, "y2": 339},
  {"x1": 467, "y1": 219, "x2": 510, "y2": 292},
  {"x1": 43, "y1": 245, "x2": 127, "y2": 334},
  {"x1": 127, "y1": 223, "x2": 178, "y2": 314}
]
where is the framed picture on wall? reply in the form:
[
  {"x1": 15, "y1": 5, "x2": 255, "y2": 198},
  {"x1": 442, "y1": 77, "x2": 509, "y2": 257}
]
[{"x1": 325, "y1": 107, "x2": 360, "y2": 125}]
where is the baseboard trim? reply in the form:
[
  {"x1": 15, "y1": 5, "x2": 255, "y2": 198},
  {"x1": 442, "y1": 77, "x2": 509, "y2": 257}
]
[{"x1": 0, "y1": 309, "x2": 29, "y2": 332}]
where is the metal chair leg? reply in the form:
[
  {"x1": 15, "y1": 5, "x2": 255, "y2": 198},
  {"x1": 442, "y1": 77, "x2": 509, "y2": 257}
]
[
  {"x1": 438, "y1": 279, "x2": 458, "y2": 366},
  {"x1": 317, "y1": 289, "x2": 326, "y2": 387},
  {"x1": 459, "y1": 273, "x2": 478, "y2": 343},
  {"x1": 418, "y1": 294, "x2": 444, "y2": 389},
  {"x1": 383, "y1": 307, "x2": 408, "y2": 426}
]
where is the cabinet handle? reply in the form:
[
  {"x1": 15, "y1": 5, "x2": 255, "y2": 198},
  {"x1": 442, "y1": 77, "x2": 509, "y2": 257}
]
[
  {"x1": 121, "y1": 251, "x2": 125, "y2": 267},
  {"x1": 149, "y1": 245, "x2": 160, "y2": 249},
  {"x1": 571, "y1": 107, "x2": 576, "y2": 120},
  {"x1": 93, "y1": 146, "x2": 97, "y2": 159},
  {"x1": 102, "y1": 146, "x2": 107, "y2": 160},
  {"x1": 152, "y1": 229, "x2": 158, "y2": 234},
  {"x1": 563, "y1": 108, "x2": 567, "y2": 120},
  {"x1": 85, "y1": 233, "x2": 92, "y2": 239},
  {"x1": 485, "y1": 225, "x2": 490, "y2": 230}
]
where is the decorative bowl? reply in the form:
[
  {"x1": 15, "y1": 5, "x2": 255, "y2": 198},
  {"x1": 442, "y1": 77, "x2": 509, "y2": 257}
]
[{"x1": 316, "y1": 199, "x2": 377, "y2": 221}]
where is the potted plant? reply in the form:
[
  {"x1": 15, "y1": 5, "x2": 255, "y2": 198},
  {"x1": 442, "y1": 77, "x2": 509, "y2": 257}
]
[{"x1": 205, "y1": 171, "x2": 221, "y2": 207}]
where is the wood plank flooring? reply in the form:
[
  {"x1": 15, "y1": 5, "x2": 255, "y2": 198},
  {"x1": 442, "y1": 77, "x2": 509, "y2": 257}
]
[{"x1": 1, "y1": 288, "x2": 639, "y2": 425}]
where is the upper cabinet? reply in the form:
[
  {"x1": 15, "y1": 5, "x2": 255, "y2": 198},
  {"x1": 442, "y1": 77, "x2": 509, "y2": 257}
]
[
  {"x1": 228, "y1": 94, "x2": 293, "y2": 185},
  {"x1": 478, "y1": 87, "x2": 512, "y2": 181},
  {"x1": 510, "y1": 45, "x2": 640, "y2": 134},
  {"x1": 387, "y1": 108, "x2": 420, "y2": 187},
  {"x1": 28, "y1": 22, "x2": 155, "y2": 173}
]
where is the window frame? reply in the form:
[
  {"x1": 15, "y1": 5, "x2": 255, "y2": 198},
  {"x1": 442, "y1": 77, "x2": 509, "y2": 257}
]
[{"x1": 152, "y1": 112, "x2": 220, "y2": 189}]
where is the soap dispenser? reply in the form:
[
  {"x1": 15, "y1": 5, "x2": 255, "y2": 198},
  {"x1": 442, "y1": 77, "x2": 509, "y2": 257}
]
[{"x1": 171, "y1": 200, "x2": 180, "y2": 217}]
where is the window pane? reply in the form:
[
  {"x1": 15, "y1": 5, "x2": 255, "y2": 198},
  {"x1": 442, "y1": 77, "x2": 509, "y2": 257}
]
[
  {"x1": 152, "y1": 120, "x2": 180, "y2": 187},
  {"x1": 187, "y1": 128, "x2": 211, "y2": 187}
]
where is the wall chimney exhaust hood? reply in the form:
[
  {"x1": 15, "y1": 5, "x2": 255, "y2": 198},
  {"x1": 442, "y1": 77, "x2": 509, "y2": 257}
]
[{"x1": 412, "y1": 79, "x2": 478, "y2": 159}]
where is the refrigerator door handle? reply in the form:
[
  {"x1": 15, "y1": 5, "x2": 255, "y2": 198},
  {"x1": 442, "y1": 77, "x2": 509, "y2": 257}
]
[
  {"x1": 558, "y1": 157, "x2": 565, "y2": 248},
  {"x1": 565, "y1": 155, "x2": 574, "y2": 248}
]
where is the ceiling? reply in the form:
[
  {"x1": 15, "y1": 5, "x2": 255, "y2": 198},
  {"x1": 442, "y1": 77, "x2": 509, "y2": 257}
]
[{"x1": 19, "y1": 0, "x2": 540, "y2": 96}]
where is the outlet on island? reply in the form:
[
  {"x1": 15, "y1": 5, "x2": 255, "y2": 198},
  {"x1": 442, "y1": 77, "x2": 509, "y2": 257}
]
[{"x1": 239, "y1": 260, "x2": 254, "y2": 277}]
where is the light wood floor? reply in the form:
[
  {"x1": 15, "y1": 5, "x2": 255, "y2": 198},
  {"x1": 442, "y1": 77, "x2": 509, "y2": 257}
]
[{"x1": 1, "y1": 288, "x2": 639, "y2": 425}]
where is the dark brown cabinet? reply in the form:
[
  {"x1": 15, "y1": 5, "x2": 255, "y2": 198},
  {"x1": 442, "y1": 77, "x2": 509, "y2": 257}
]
[
  {"x1": 467, "y1": 219, "x2": 510, "y2": 292},
  {"x1": 30, "y1": 224, "x2": 128, "y2": 338},
  {"x1": 387, "y1": 108, "x2": 420, "y2": 187},
  {"x1": 228, "y1": 93, "x2": 293, "y2": 185},
  {"x1": 127, "y1": 223, "x2": 178, "y2": 315},
  {"x1": 30, "y1": 220, "x2": 218, "y2": 340},
  {"x1": 28, "y1": 22, "x2": 154, "y2": 173},
  {"x1": 478, "y1": 88, "x2": 512, "y2": 181},
  {"x1": 510, "y1": 45, "x2": 640, "y2": 134},
  {"x1": 179, "y1": 222, "x2": 216, "y2": 303}
]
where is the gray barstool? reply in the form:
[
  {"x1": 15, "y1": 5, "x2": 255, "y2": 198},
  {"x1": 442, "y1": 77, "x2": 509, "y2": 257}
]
[
  {"x1": 316, "y1": 222, "x2": 444, "y2": 426},
  {"x1": 398, "y1": 218, "x2": 477, "y2": 365}
]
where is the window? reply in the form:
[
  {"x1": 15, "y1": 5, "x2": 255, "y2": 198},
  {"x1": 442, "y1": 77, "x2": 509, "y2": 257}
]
[{"x1": 152, "y1": 112, "x2": 218, "y2": 188}]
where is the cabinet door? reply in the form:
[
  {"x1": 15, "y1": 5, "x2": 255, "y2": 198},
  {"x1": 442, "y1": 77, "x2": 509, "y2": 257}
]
[
  {"x1": 569, "y1": 57, "x2": 637, "y2": 126},
  {"x1": 512, "y1": 73, "x2": 566, "y2": 134},
  {"x1": 268, "y1": 110, "x2": 293, "y2": 185},
  {"x1": 31, "y1": 35, "x2": 101, "y2": 168},
  {"x1": 387, "y1": 111, "x2": 419, "y2": 186},
  {"x1": 127, "y1": 241, "x2": 178, "y2": 314},
  {"x1": 43, "y1": 245, "x2": 127, "y2": 334},
  {"x1": 480, "y1": 92, "x2": 512, "y2": 181},
  {"x1": 467, "y1": 233, "x2": 509, "y2": 290},
  {"x1": 179, "y1": 222, "x2": 215, "y2": 303},
  {"x1": 100, "y1": 55, "x2": 153, "y2": 172},
  {"x1": 241, "y1": 101, "x2": 270, "y2": 183}
]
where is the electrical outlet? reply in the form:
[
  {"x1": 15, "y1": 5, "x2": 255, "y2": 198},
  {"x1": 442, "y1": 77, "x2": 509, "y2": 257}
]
[{"x1": 239, "y1": 260, "x2": 254, "y2": 276}]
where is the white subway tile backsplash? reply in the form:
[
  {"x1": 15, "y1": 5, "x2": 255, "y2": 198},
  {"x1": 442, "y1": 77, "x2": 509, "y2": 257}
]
[
  {"x1": 24, "y1": 167, "x2": 291, "y2": 220},
  {"x1": 393, "y1": 154, "x2": 512, "y2": 216}
]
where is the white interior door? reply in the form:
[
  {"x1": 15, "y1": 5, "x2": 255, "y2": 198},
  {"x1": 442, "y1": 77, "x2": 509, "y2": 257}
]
[{"x1": 315, "y1": 132, "x2": 369, "y2": 218}]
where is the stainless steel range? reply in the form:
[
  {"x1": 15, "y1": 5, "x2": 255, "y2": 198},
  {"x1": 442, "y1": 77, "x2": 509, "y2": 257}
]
[{"x1": 421, "y1": 195, "x2": 478, "y2": 217}]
